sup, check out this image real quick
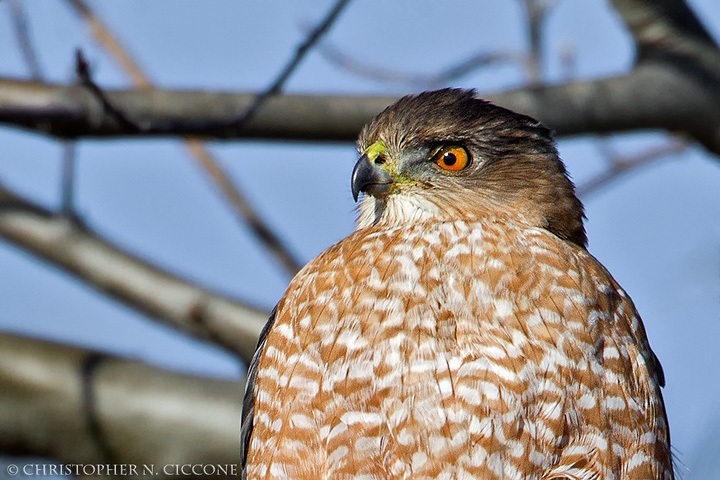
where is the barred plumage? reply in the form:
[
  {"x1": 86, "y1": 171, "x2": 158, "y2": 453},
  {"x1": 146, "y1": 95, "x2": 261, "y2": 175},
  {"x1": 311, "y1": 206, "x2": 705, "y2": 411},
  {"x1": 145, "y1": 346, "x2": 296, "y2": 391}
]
[{"x1": 241, "y1": 89, "x2": 673, "y2": 479}]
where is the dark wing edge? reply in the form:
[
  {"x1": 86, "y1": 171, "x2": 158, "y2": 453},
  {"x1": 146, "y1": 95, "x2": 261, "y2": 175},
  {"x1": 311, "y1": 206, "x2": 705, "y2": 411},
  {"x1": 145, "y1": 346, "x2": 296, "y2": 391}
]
[
  {"x1": 240, "y1": 306, "x2": 278, "y2": 479},
  {"x1": 651, "y1": 349, "x2": 666, "y2": 388}
]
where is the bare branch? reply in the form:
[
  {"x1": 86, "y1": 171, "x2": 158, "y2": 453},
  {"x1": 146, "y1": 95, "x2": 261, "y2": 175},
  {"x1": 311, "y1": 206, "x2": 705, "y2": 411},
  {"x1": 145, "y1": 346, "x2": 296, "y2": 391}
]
[
  {"x1": 2, "y1": 63, "x2": 719, "y2": 156},
  {"x1": 0, "y1": 333, "x2": 242, "y2": 477},
  {"x1": 611, "y1": 0, "x2": 718, "y2": 56},
  {"x1": 0, "y1": 77, "x2": 383, "y2": 140},
  {"x1": 492, "y1": 64, "x2": 719, "y2": 155},
  {"x1": 184, "y1": 140, "x2": 303, "y2": 275},
  {"x1": 65, "y1": 0, "x2": 304, "y2": 277},
  {"x1": 7, "y1": 0, "x2": 43, "y2": 80},
  {"x1": 0, "y1": 0, "x2": 713, "y2": 156},
  {"x1": 577, "y1": 137, "x2": 689, "y2": 197},
  {"x1": 0, "y1": 183, "x2": 268, "y2": 363},
  {"x1": 235, "y1": 0, "x2": 353, "y2": 127},
  {"x1": 610, "y1": 0, "x2": 720, "y2": 100},
  {"x1": 1, "y1": 0, "x2": 715, "y2": 153}
]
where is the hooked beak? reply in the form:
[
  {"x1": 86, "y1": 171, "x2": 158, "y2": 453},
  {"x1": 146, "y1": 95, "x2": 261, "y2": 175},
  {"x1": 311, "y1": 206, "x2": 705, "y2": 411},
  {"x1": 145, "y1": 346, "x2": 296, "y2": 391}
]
[{"x1": 351, "y1": 154, "x2": 394, "y2": 202}]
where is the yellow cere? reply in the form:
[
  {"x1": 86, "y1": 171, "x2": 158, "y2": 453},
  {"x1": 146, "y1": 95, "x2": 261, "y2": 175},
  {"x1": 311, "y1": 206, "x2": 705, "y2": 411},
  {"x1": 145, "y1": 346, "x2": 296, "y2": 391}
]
[{"x1": 364, "y1": 141, "x2": 387, "y2": 162}]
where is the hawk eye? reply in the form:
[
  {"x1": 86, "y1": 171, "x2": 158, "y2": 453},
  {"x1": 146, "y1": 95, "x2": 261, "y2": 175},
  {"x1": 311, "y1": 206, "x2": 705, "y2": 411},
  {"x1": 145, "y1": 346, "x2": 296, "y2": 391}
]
[{"x1": 432, "y1": 145, "x2": 470, "y2": 172}]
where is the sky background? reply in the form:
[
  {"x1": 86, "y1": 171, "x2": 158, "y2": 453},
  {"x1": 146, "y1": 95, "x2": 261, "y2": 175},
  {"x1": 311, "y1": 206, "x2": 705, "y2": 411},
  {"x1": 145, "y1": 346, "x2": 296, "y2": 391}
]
[{"x1": 0, "y1": 0, "x2": 719, "y2": 477}]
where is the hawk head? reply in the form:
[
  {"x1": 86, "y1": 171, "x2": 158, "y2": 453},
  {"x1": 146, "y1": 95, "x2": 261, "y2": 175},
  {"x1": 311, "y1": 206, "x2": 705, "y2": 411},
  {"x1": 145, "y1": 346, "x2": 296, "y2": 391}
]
[{"x1": 352, "y1": 88, "x2": 587, "y2": 248}]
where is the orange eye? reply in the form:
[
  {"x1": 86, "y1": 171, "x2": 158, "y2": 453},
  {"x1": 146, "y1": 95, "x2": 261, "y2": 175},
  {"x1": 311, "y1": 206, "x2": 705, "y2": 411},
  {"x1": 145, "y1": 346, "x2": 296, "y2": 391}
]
[{"x1": 433, "y1": 146, "x2": 470, "y2": 172}]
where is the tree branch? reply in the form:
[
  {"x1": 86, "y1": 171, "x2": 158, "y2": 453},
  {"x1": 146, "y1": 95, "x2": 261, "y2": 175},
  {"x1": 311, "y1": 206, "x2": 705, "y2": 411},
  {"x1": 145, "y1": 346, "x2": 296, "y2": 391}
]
[
  {"x1": 2, "y1": 62, "x2": 719, "y2": 155},
  {"x1": 0, "y1": 333, "x2": 242, "y2": 478},
  {"x1": 611, "y1": 0, "x2": 718, "y2": 56},
  {"x1": 490, "y1": 63, "x2": 719, "y2": 151},
  {"x1": 0, "y1": 77, "x2": 386, "y2": 141},
  {"x1": 0, "y1": 183, "x2": 268, "y2": 363},
  {"x1": 2, "y1": 1, "x2": 719, "y2": 154}
]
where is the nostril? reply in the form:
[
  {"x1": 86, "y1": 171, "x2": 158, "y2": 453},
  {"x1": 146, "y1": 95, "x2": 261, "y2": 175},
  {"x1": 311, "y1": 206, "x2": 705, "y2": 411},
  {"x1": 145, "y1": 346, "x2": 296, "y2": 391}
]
[{"x1": 374, "y1": 155, "x2": 387, "y2": 165}]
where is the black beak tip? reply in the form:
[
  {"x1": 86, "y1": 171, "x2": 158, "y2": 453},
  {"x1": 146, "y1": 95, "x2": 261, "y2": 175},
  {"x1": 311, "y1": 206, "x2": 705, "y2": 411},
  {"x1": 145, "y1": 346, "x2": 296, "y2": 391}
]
[
  {"x1": 350, "y1": 154, "x2": 393, "y2": 202},
  {"x1": 351, "y1": 169, "x2": 360, "y2": 202},
  {"x1": 350, "y1": 155, "x2": 369, "y2": 202}
]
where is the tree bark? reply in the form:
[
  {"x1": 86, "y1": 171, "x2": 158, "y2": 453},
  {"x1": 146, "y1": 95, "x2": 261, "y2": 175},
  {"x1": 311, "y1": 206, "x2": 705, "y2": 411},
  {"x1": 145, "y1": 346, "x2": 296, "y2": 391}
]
[{"x1": 0, "y1": 333, "x2": 242, "y2": 479}]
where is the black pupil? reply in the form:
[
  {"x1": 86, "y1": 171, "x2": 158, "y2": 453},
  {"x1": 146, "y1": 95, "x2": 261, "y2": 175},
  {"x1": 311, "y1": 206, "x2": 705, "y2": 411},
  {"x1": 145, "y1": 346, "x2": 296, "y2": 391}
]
[{"x1": 443, "y1": 152, "x2": 457, "y2": 166}]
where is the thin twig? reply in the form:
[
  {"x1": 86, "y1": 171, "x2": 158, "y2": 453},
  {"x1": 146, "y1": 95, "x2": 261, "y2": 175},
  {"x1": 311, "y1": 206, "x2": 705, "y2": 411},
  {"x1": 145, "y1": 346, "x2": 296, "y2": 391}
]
[
  {"x1": 559, "y1": 43, "x2": 577, "y2": 81},
  {"x1": 75, "y1": 49, "x2": 141, "y2": 132},
  {"x1": 318, "y1": 42, "x2": 518, "y2": 88},
  {"x1": 60, "y1": 57, "x2": 82, "y2": 220},
  {"x1": 8, "y1": 0, "x2": 82, "y2": 220},
  {"x1": 66, "y1": 0, "x2": 149, "y2": 87},
  {"x1": 234, "y1": 0, "x2": 353, "y2": 127},
  {"x1": 185, "y1": 139, "x2": 304, "y2": 275},
  {"x1": 577, "y1": 137, "x2": 689, "y2": 197},
  {"x1": 594, "y1": 135, "x2": 620, "y2": 167},
  {"x1": 60, "y1": 141, "x2": 78, "y2": 217},
  {"x1": 7, "y1": 0, "x2": 43, "y2": 80},
  {"x1": 65, "y1": 0, "x2": 304, "y2": 277},
  {"x1": 521, "y1": 0, "x2": 558, "y2": 84}
]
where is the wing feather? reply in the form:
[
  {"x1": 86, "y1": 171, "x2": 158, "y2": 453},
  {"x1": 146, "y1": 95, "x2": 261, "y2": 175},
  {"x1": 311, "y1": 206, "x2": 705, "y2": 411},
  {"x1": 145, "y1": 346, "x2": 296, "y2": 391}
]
[{"x1": 240, "y1": 306, "x2": 277, "y2": 479}]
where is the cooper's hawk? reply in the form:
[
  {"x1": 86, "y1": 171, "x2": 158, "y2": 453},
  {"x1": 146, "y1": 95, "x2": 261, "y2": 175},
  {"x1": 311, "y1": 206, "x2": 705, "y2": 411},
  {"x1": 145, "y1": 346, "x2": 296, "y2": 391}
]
[{"x1": 241, "y1": 89, "x2": 673, "y2": 479}]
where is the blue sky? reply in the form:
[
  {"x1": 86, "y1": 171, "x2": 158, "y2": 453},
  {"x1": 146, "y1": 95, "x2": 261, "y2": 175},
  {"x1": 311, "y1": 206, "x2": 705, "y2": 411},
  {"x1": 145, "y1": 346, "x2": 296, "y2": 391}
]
[{"x1": 1, "y1": 1, "x2": 719, "y2": 476}]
